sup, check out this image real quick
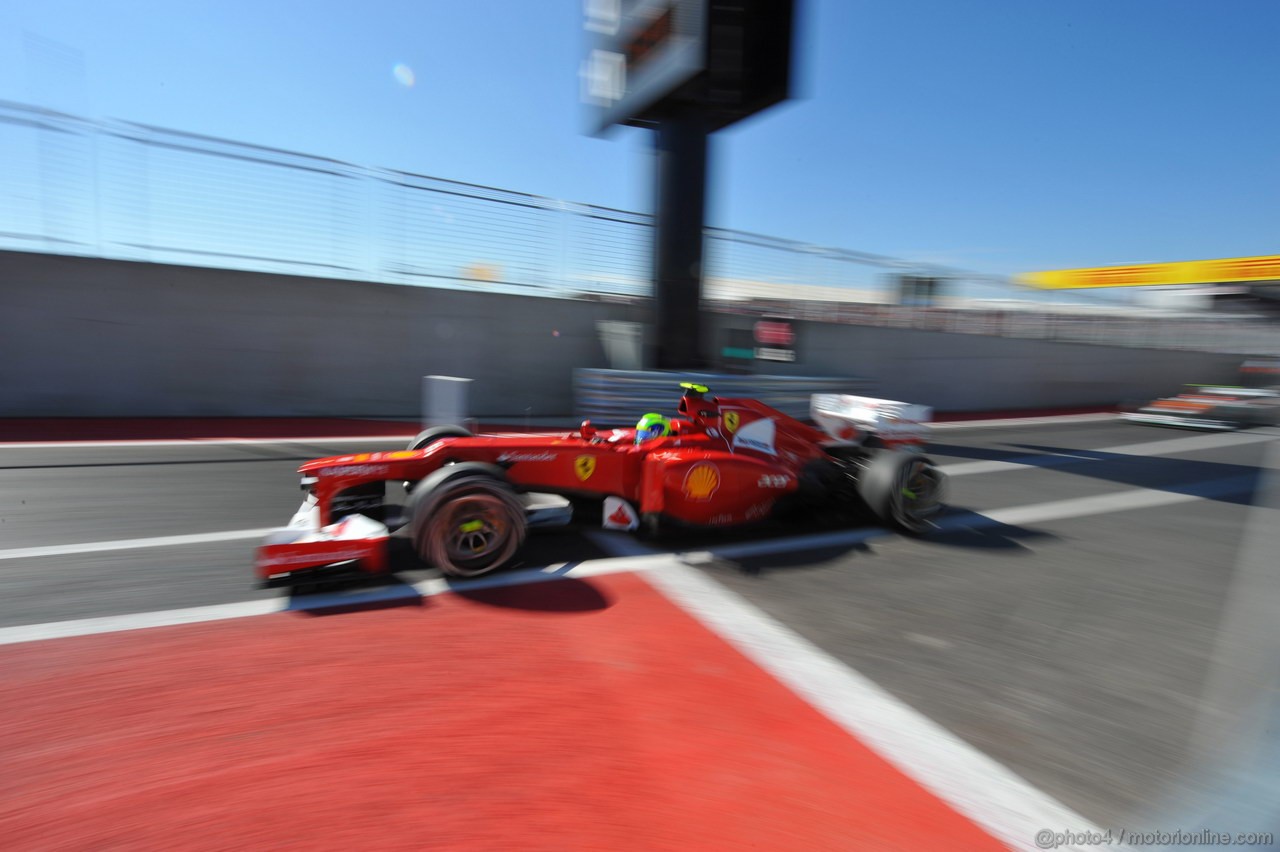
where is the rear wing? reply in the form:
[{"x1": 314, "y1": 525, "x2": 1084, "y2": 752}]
[{"x1": 811, "y1": 394, "x2": 932, "y2": 447}]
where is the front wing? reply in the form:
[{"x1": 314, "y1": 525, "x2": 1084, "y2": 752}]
[
  {"x1": 255, "y1": 498, "x2": 390, "y2": 585},
  {"x1": 254, "y1": 491, "x2": 575, "y2": 585}
]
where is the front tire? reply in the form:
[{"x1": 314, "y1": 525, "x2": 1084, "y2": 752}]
[
  {"x1": 856, "y1": 450, "x2": 946, "y2": 534},
  {"x1": 407, "y1": 425, "x2": 472, "y2": 452},
  {"x1": 406, "y1": 465, "x2": 526, "y2": 577},
  {"x1": 404, "y1": 425, "x2": 473, "y2": 490}
]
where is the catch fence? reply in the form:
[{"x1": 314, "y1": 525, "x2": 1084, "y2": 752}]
[{"x1": 2, "y1": 100, "x2": 1275, "y2": 356}]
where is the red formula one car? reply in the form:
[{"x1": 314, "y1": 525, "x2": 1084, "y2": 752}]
[{"x1": 256, "y1": 383, "x2": 946, "y2": 585}]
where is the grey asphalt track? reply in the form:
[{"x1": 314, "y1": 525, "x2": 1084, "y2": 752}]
[{"x1": 1, "y1": 419, "x2": 1274, "y2": 833}]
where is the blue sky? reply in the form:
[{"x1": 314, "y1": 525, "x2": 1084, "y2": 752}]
[{"x1": 1, "y1": 0, "x2": 1276, "y2": 278}]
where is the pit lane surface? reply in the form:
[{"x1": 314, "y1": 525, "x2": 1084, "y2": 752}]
[{"x1": 1, "y1": 418, "x2": 1274, "y2": 844}]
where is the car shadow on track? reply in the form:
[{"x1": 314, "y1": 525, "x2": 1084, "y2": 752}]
[
  {"x1": 447, "y1": 576, "x2": 611, "y2": 613},
  {"x1": 927, "y1": 442, "x2": 1038, "y2": 463},
  {"x1": 286, "y1": 571, "x2": 614, "y2": 617},
  {"x1": 1010, "y1": 445, "x2": 1262, "y2": 506},
  {"x1": 932, "y1": 441, "x2": 1263, "y2": 507},
  {"x1": 688, "y1": 516, "x2": 1054, "y2": 578},
  {"x1": 921, "y1": 518, "x2": 1054, "y2": 551},
  {"x1": 285, "y1": 530, "x2": 617, "y2": 616},
  {"x1": 685, "y1": 543, "x2": 870, "y2": 578}
]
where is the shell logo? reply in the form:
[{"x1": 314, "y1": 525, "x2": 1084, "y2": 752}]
[
  {"x1": 723, "y1": 411, "x2": 740, "y2": 433},
  {"x1": 682, "y1": 462, "x2": 721, "y2": 501}
]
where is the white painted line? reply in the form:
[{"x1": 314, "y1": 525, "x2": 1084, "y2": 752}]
[
  {"x1": 0, "y1": 553, "x2": 676, "y2": 646},
  {"x1": 0, "y1": 473, "x2": 1256, "y2": 646},
  {"x1": 942, "y1": 429, "x2": 1276, "y2": 477},
  {"x1": 0, "y1": 528, "x2": 276, "y2": 562},
  {"x1": 978, "y1": 484, "x2": 1232, "y2": 528},
  {"x1": 942, "y1": 458, "x2": 1065, "y2": 476},
  {"x1": 0, "y1": 600, "x2": 285, "y2": 645},
  {"x1": 0, "y1": 435, "x2": 416, "y2": 450},
  {"x1": 0, "y1": 526, "x2": 659, "y2": 564},
  {"x1": 644, "y1": 562, "x2": 1120, "y2": 852}
]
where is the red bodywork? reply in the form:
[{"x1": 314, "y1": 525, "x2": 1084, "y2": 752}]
[
  {"x1": 314, "y1": 396, "x2": 824, "y2": 526},
  {"x1": 256, "y1": 395, "x2": 839, "y2": 583}
]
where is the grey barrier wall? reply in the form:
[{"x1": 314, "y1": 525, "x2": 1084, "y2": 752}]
[
  {"x1": 708, "y1": 315, "x2": 1245, "y2": 411},
  {"x1": 0, "y1": 249, "x2": 1247, "y2": 418},
  {"x1": 0, "y1": 251, "x2": 647, "y2": 417},
  {"x1": 574, "y1": 371, "x2": 873, "y2": 424}
]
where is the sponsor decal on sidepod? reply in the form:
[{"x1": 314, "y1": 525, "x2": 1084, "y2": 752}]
[{"x1": 682, "y1": 463, "x2": 721, "y2": 501}]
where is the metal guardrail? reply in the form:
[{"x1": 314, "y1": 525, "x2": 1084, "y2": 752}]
[{"x1": 573, "y1": 369, "x2": 871, "y2": 424}]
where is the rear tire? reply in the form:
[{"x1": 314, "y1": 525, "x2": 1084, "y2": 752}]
[
  {"x1": 856, "y1": 450, "x2": 946, "y2": 534},
  {"x1": 406, "y1": 464, "x2": 526, "y2": 577}
]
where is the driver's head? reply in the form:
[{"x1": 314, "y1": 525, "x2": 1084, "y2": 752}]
[{"x1": 635, "y1": 412, "x2": 672, "y2": 444}]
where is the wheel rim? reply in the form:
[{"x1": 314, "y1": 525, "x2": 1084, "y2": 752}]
[
  {"x1": 894, "y1": 459, "x2": 944, "y2": 526},
  {"x1": 435, "y1": 494, "x2": 513, "y2": 573}
]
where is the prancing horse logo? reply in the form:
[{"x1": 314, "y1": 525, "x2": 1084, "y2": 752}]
[
  {"x1": 723, "y1": 411, "x2": 741, "y2": 433},
  {"x1": 575, "y1": 455, "x2": 597, "y2": 481}
]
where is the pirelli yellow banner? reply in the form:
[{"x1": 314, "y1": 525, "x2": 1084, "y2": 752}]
[{"x1": 1019, "y1": 255, "x2": 1280, "y2": 289}]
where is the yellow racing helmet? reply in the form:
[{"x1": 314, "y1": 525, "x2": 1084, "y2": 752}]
[{"x1": 635, "y1": 412, "x2": 672, "y2": 444}]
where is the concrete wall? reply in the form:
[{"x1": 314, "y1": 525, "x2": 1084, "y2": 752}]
[
  {"x1": 707, "y1": 316, "x2": 1246, "y2": 412},
  {"x1": 0, "y1": 249, "x2": 1248, "y2": 418},
  {"x1": 1, "y1": 251, "x2": 646, "y2": 417}
]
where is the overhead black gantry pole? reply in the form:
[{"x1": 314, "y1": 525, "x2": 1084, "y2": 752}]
[
  {"x1": 583, "y1": 0, "x2": 794, "y2": 372},
  {"x1": 652, "y1": 105, "x2": 710, "y2": 370}
]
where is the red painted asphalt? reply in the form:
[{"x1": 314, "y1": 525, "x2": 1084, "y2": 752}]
[{"x1": 0, "y1": 573, "x2": 1003, "y2": 850}]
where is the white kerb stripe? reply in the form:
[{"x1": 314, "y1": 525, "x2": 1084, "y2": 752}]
[{"x1": 645, "y1": 562, "x2": 1123, "y2": 852}]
